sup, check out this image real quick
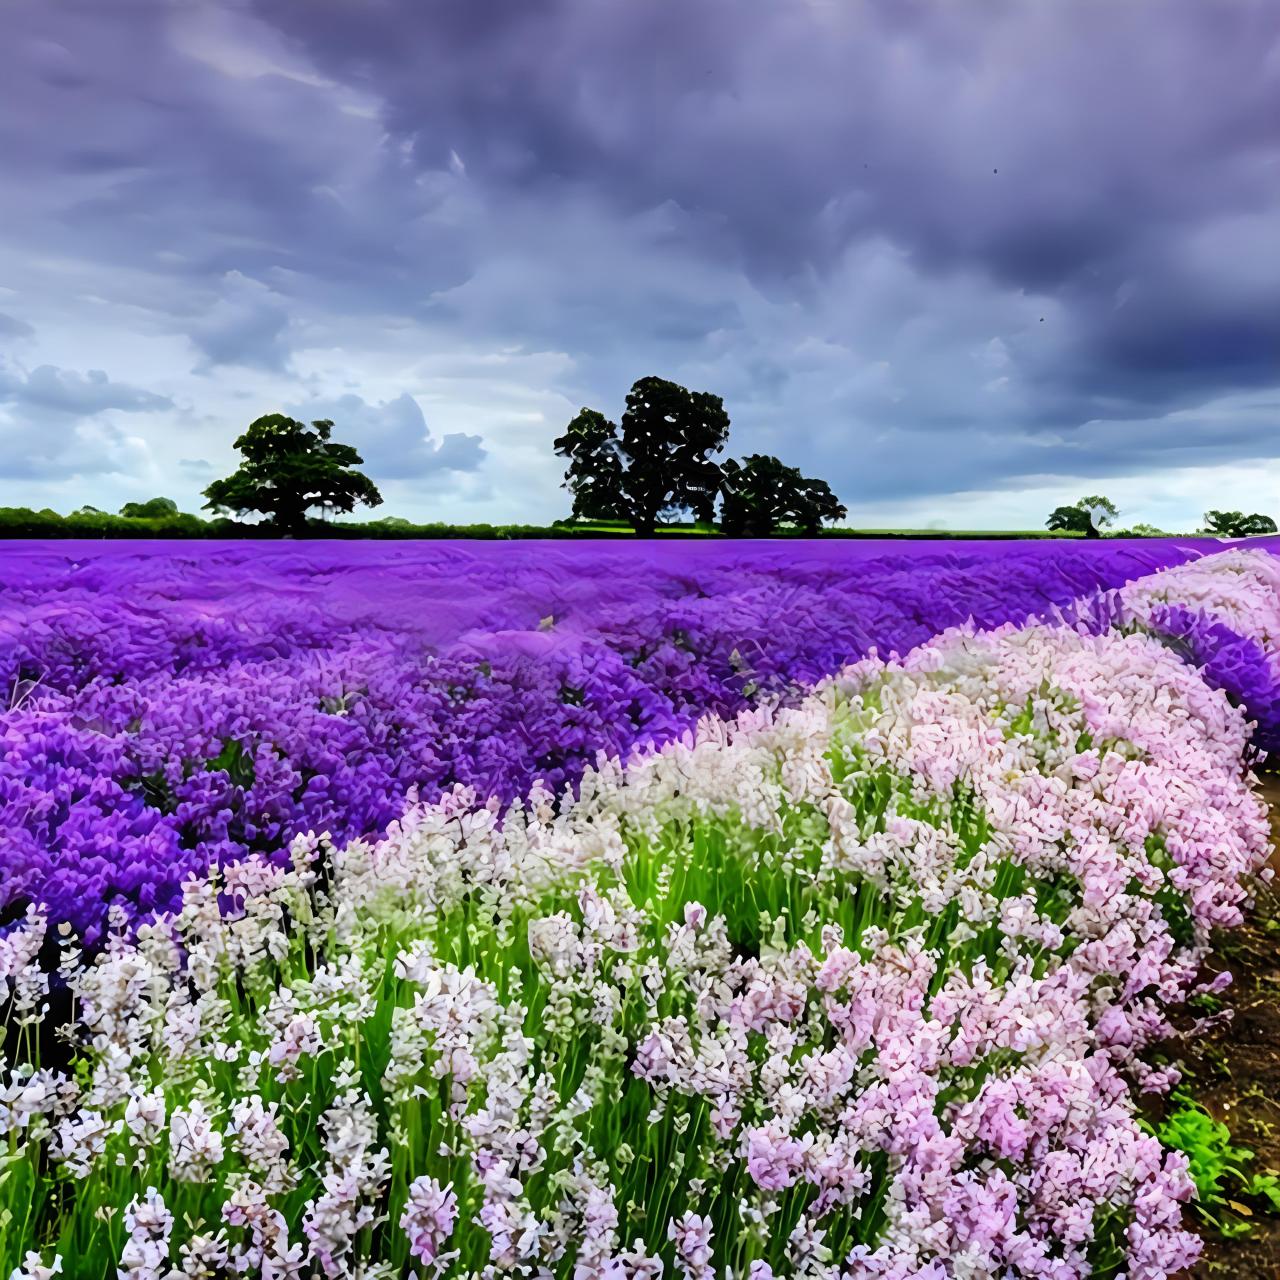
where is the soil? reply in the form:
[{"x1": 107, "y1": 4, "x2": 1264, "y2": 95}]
[{"x1": 1175, "y1": 772, "x2": 1280, "y2": 1280}]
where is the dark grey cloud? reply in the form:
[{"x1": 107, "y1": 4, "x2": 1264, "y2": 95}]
[
  {"x1": 243, "y1": 0, "x2": 1280, "y2": 446},
  {"x1": 1, "y1": 1, "x2": 475, "y2": 364},
  {"x1": 289, "y1": 391, "x2": 487, "y2": 479},
  {"x1": 0, "y1": 0, "x2": 1277, "y2": 519},
  {"x1": 247, "y1": 0, "x2": 1279, "y2": 281}
]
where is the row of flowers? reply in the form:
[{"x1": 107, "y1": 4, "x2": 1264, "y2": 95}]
[
  {"x1": 2, "y1": 548, "x2": 1277, "y2": 1278},
  {"x1": 0, "y1": 540, "x2": 1227, "y2": 944}
]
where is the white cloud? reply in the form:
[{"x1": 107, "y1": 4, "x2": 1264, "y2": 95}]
[{"x1": 287, "y1": 390, "x2": 486, "y2": 479}]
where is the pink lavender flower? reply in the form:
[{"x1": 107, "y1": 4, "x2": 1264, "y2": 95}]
[
  {"x1": 668, "y1": 1212, "x2": 714, "y2": 1280},
  {"x1": 400, "y1": 1175, "x2": 459, "y2": 1268}
]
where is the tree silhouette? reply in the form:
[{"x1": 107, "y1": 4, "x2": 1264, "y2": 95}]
[
  {"x1": 202, "y1": 415, "x2": 382, "y2": 534},
  {"x1": 554, "y1": 378, "x2": 729, "y2": 534},
  {"x1": 1202, "y1": 510, "x2": 1278, "y2": 538},
  {"x1": 1046, "y1": 495, "x2": 1119, "y2": 539},
  {"x1": 617, "y1": 377, "x2": 729, "y2": 533},
  {"x1": 719, "y1": 454, "x2": 847, "y2": 536},
  {"x1": 553, "y1": 408, "x2": 628, "y2": 522}
]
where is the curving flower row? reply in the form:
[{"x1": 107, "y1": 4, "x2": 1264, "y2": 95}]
[
  {"x1": 2, "y1": 546, "x2": 1277, "y2": 1279},
  {"x1": 0, "y1": 539, "x2": 1229, "y2": 944}
]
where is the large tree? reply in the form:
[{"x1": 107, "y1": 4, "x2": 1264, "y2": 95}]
[
  {"x1": 719, "y1": 453, "x2": 847, "y2": 536},
  {"x1": 617, "y1": 377, "x2": 729, "y2": 533},
  {"x1": 554, "y1": 377, "x2": 730, "y2": 534},
  {"x1": 553, "y1": 408, "x2": 628, "y2": 522},
  {"x1": 1202, "y1": 509, "x2": 1278, "y2": 538},
  {"x1": 203, "y1": 415, "x2": 382, "y2": 534},
  {"x1": 1045, "y1": 495, "x2": 1119, "y2": 539}
]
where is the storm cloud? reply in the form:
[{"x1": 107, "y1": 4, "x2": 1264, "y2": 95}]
[{"x1": 1, "y1": 0, "x2": 1277, "y2": 524}]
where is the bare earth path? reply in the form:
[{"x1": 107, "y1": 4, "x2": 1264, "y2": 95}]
[{"x1": 1181, "y1": 773, "x2": 1280, "y2": 1279}]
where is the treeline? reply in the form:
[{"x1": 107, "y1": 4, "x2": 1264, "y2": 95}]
[
  {"x1": 188, "y1": 385, "x2": 851, "y2": 538},
  {"x1": 0, "y1": 504, "x2": 1193, "y2": 541},
  {"x1": 1045, "y1": 496, "x2": 1277, "y2": 540},
  {"x1": 0, "y1": 504, "x2": 585, "y2": 539},
  {"x1": 6, "y1": 381, "x2": 1276, "y2": 540}
]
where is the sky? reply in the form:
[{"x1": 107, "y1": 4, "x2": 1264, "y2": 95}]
[{"x1": 1, "y1": 0, "x2": 1278, "y2": 530}]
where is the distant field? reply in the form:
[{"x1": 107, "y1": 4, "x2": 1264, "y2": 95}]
[{"x1": 557, "y1": 521, "x2": 1095, "y2": 538}]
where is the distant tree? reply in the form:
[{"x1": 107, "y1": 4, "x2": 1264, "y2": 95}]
[
  {"x1": 1076, "y1": 495, "x2": 1120, "y2": 535},
  {"x1": 554, "y1": 377, "x2": 730, "y2": 534},
  {"x1": 719, "y1": 454, "x2": 847, "y2": 536},
  {"x1": 1202, "y1": 509, "x2": 1278, "y2": 538},
  {"x1": 120, "y1": 497, "x2": 179, "y2": 519},
  {"x1": 1045, "y1": 506, "x2": 1091, "y2": 536},
  {"x1": 1126, "y1": 522, "x2": 1170, "y2": 537},
  {"x1": 1046, "y1": 495, "x2": 1119, "y2": 539},
  {"x1": 202, "y1": 415, "x2": 382, "y2": 534}
]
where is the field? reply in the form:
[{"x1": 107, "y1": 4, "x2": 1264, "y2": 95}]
[{"x1": 3, "y1": 537, "x2": 1280, "y2": 1280}]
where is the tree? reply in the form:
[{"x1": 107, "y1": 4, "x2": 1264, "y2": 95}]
[
  {"x1": 617, "y1": 377, "x2": 729, "y2": 533},
  {"x1": 718, "y1": 454, "x2": 847, "y2": 536},
  {"x1": 202, "y1": 415, "x2": 382, "y2": 534},
  {"x1": 1202, "y1": 509, "x2": 1278, "y2": 538},
  {"x1": 1045, "y1": 495, "x2": 1119, "y2": 539},
  {"x1": 1045, "y1": 506, "x2": 1091, "y2": 536},
  {"x1": 120, "y1": 497, "x2": 179, "y2": 519},
  {"x1": 553, "y1": 408, "x2": 628, "y2": 522},
  {"x1": 554, "y1": 377, "x2": 730, "y2": 534}
]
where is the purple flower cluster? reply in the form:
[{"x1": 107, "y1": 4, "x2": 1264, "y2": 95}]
[
  {"x1": 0, "y1": 537, "x2": 1248, "y2": 942},
  {"x1": 1139, "y1": 603, "x2": 1280, "y2": 752}
]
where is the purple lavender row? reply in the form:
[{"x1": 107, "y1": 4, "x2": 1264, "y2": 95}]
[{"x1": 0, "y1": 537, "x2": 1261, "y2": 944}]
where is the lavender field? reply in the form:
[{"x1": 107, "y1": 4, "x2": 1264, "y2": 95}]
[
  {"x1": 0, "y1": 537, "x2": 1235, "y2": 941},
  {"x1": 4, "y1": 538, "x2": 1280, "y2": 1280}
]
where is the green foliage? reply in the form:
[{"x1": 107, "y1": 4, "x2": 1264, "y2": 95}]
[
  {"x1": 1045, "y1": 506, "x2": 1093, "y2": 535},
  {"x1": 554, "y1": 379, "x2": 855, "y2": 536},
  {"x1": 0, "y1": 505, "x2": 211, "y2": 539},
  {"x1": 718, "y1": 453, "x2": 847, "y2": 535},
  {"x1": 553, "y1": 407, "x2": 629, "y2": 522},
  {"x1": 1153, "y1": 1096, "x2": 1280, "y2": 1236},
  {"x1": 554, "y1": 377, "x2": 730, "y2": 533},
  {"x1": 1046, "y1": 496, "x2": 1120, "y2": 538},
  {"x1": 202, "y1": 414, "x2": 383, "y2": 533},
  {"x1": 0, "y1": 508, "x2": 1118, "y2": 542},
  {"x1": 1202, "y1": 510, "x2": 1278, "y2": 538},
  {"x1": 1078, "y1": 496, "x2": 1120, "y2": 527},
  {"x1": 619, "y1": 377, "x2": 729, "y2": 532},
  {"x1": 119, "y1": 497, "x2": 179, "y2": 519}
]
